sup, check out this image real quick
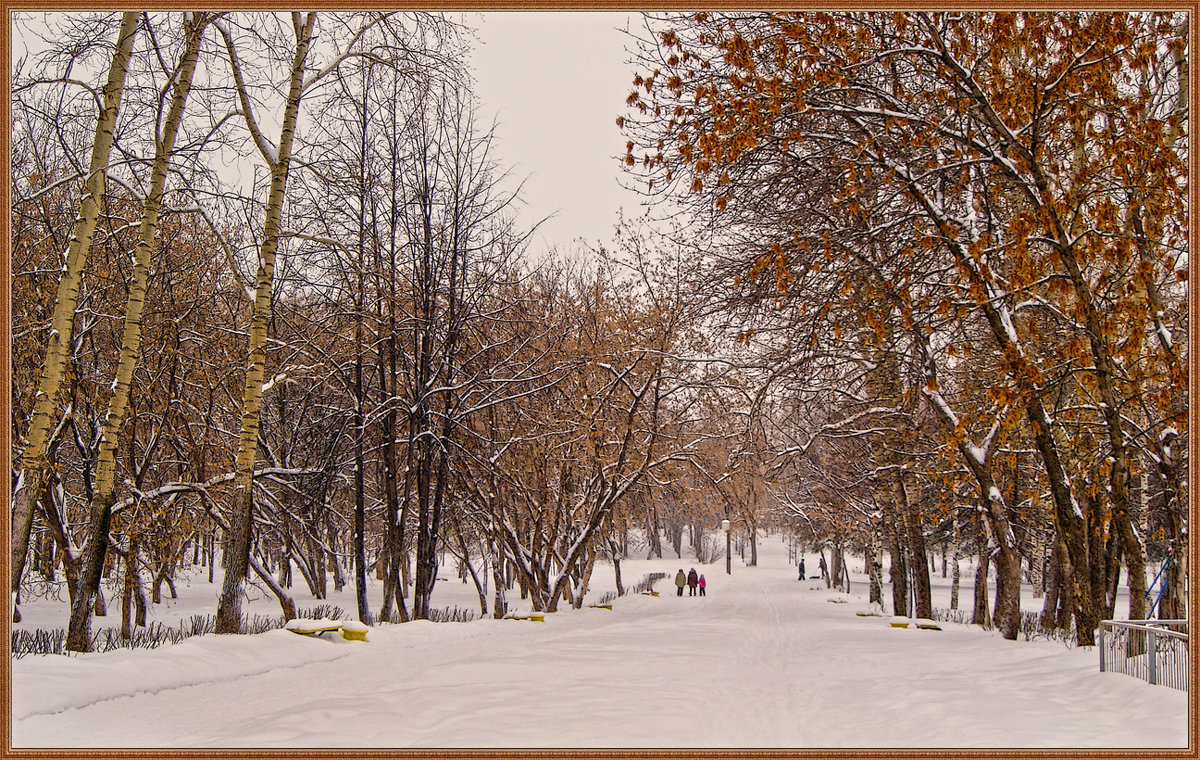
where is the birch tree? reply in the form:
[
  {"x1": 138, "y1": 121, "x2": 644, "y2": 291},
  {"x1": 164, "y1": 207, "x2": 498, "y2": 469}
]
[
  {"x1": 214, "y1": 12, "x2": 318, "y2": 633},
  {"x1": 11, "y1": 12, "x2": 138, "y2": 622},
  {"x1": 65, "y1": 12, "x2": 216, "y2": 652}
]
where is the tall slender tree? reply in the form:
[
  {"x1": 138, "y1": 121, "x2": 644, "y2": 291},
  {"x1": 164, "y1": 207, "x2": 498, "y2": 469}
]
[{"x1": 12, "y1": 13, "x2": 139, "y2": 621}]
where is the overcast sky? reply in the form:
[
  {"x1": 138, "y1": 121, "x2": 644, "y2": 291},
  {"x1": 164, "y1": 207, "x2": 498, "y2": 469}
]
[
  {"x1": 11, "y1": 12, "x2": 651, "y2": 256},
  {"x1": 467, "y1": 12, "x2": 647, "y2": 256}
]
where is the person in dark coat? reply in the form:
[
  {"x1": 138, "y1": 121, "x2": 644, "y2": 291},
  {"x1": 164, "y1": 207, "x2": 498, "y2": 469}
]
[
  {"x1": 687, "y1": 568, "x2": 699, "y2": 596},
  {"x1": 798, "y1": 557, "x2": 806, "y2": 580},
  {"x1": 675, "y1": 569, "x2": 687, "y2": 596},
  {"x1": 818, "y1": 554, "x2": 829, "y2": 582}
]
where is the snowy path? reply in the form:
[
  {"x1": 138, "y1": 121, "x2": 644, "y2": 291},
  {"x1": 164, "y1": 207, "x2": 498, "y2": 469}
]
[{"x1": 11, "y1": 539, "x2": 1189, "y2": 749}]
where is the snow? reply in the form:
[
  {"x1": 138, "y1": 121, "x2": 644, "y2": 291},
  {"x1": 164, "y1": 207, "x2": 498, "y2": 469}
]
[
  {"x1": 1156, "y1": 320, "x2": 1175, "y2": 350},
  {"x1": 260, "y1": 371, "x2": 289, "y2": 395},
  {"x1": 926, "y1": 388, "x2": 961, "y2": 429},
  {"x1": 965, "y1": 443, "x2": 985, "y2": 467},
  {"x1": 283, "y1": 617, "x2": 344, "y2": 632},
  {"x1": 10, "y1": 537, "x2": 1186, "y2": 749},
  {"x1": 988, "y1": 284, "x2": 1024, "y2": 356}
]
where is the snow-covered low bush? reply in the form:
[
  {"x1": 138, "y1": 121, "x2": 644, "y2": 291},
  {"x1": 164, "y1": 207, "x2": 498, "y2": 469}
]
[
  {"x1": 628, "y1": 572, "x2": 666, "y2": 595},
  {"x1": 12, "y1": 606, "x2": 348, "y2": 658},
  {"x1": 928, "y1": 607, "x2": 1078, "y2": 647},
  {"x1": 426, "y1": 605, "x2": 477, "y2": 623}
]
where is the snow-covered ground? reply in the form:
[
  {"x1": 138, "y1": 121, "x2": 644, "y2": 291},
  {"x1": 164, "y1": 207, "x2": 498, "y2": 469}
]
[{"x1": 10, "y1": 534, "x2": 1189, "y2": 749}]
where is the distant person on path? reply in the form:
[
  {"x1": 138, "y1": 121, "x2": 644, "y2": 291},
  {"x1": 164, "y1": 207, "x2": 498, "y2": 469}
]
[
  {"x1": 818, "y1": 554, "x2": 829, "y2": 583},
  {"x1": 798, "y1": 558, "x2": 806, "y2": 580},
  {"x1": 698, "y1": 574, "x2": 707, "y2": 596},
  {"x1": 675, "y1": 569, "x2": 687, "y2": 596},
  {"x1": 687, "y1": 568, "x2": 699, "y2": 596}
]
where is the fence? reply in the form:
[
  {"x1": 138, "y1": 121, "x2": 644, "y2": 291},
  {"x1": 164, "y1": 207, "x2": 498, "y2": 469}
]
[{"x1": 1098, "y1": 619, "x2": 1189, "y2": 691}]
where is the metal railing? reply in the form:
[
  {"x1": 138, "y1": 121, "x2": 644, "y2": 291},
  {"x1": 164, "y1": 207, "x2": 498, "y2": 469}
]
[{"x1": 1098, "y1": 619, "x2": 1189, "y2": 691}]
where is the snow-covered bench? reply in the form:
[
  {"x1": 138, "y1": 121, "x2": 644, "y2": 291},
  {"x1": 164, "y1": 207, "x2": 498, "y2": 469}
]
[
  {"x1": 887, "y1": 617, "x2": 942, "y2": 631},
  {"x1": 284, "y1": 618, "x2": 369, "y2": 641},
  {"x1": 504, "y1": 614, "x2": 545, "y2": 622}
]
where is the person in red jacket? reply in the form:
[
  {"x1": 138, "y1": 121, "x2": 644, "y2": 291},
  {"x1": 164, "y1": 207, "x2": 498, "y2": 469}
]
[
  {"x1": 698, "y1": 574, "x2": 707, "y2": 596},
  {"x1": 686, "y1": 568, "x2": 699, "y2": 596}
]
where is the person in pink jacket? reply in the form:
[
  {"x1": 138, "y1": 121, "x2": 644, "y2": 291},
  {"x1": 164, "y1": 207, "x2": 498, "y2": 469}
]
[{"x1": 698, "y1": 574, "x2": 707, "y2": 596}]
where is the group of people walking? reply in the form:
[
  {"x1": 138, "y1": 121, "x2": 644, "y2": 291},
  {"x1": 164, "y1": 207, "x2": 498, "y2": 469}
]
[
  {"x1": 667, "y1": 554, "x2": 826, "y2": 599},
  {"x1": 675, "y1": 568, "x2": 706, "y2": 596}
]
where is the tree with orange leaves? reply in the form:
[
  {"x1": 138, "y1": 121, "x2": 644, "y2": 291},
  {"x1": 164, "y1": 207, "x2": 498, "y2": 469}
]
[{"x1": 624, "y1": 11, "x2": 1187, "y2": 643}]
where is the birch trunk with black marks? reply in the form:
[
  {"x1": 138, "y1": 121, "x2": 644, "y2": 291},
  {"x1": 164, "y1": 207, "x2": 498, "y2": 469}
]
[
  {"x1": 215, "y1": 13, "x2": 316, "y2": 634},
  {"x1": 12, "y1": 13, "x2": 138, "y2": 622},
  {"x1": 66, "y1": 14, "x2": 210, "y2": 652}
]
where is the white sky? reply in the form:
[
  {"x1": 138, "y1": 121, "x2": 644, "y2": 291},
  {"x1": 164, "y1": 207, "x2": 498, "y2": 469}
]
[
  {"x1": 11, "y1": 12, "x2": 651, "y2": 256},
  {"x1": 466, "y1": 12, "x2": 647, "y2": 256}
]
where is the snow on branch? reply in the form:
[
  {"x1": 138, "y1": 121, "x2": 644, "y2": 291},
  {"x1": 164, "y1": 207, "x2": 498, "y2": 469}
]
[{"x1": 111, "y1": 466, "x2": 320, "y2": 515}]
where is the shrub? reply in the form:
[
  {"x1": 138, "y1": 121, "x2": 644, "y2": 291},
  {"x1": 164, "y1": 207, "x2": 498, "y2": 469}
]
[{"x1": 11, "y1": 604, "x2": 348, "y2": 658}]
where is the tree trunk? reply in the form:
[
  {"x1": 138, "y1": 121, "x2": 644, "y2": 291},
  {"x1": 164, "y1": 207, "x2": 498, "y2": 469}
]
[
  {"x1": 647, "y1": 511, "x2": 663, "y2": 559},
  {"x1": 208, "y1": 529, "x2": 216, "y2": 584},
  {"x1": 864, "y1": 541, "x2": 882, "y2": 605},
  {"x1": 834, "y1": 542, "x2": 850, "y2": 592},
  {"x1": 949, "y1": 543, "x2": 961, "y2": 611},
  {"x1": 305, "y1": 517, "x2": 326, "y2": 600},
  {"x1": 490, "y1": 535, "x2": 508, "y2": 619},
  {"x1": 1157, "y1": 433, "x2": 1187, "y2": 620},
  {"x1": 353, "y1": 384, "x2": 369, "y2": 623},
  {"x1": 972, "y1": 518, "x2": 991, "y2": 627},
  {"x1": 11, "y1": 13, "x2": 139, "y2": 615},
  {"x1": 120, "y1": 541, "x2": 138, "y2": 640},
  {"x1": 280, "y1": 532, "x2": 293, "y2": 589},
  {"x1": 326, "y1": 508, "x2": 344, "y2": 592},
  {"x1": 571, "y1": 549, "x2": 599, "y2": 610},
  {"x1": 885, "y1": 516, "x2": 907, "y2": 617},
  {"x1": 38, "y1": 478, "x2": 79, "y2": 603},
  {"x1": 1029, "y1": 516, "x2": 1047, "y2": 599},
  {"x1": 897, "y1": 476, "x2": 931, "y2": 618},
  {"x1": 867, "y1": 517, "x2": 884, "y2": 605},
  {"x1": 65, "y1": 493, "x2": 115, "y2": 652},
  {"x1": 132, "y1": 574, "x2": 146, "y2": 627},
  {"x1": 64, "y1": 15, "x2": 208, "y2": 652},
  {"x1": 215, "y1": 13, "x2": 317, "y2": 634},
  {"x1": 1041, "y1": 536, "x2": 1062, "y2": 632},
  {"x1": 378, "y1": 68, "x2": 407, "y2": 625},
  {"x1": 992, "y1": 544, "x2": 1021, "y2": 639},
  {"x1": 250, "y1": 555, "x2": 296, "y2": 623},
  {"x1": 1085, "y1": 489, "x2": 1108, "y2": 621}
]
